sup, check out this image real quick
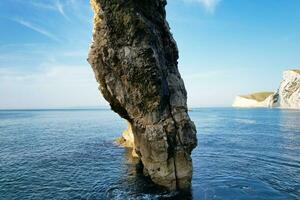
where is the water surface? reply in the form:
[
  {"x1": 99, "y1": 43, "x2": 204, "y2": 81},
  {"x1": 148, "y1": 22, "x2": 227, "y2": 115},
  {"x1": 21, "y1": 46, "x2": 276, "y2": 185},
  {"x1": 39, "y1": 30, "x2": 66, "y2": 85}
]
[{"x1": 0, "y1": 108, "x2": 299, "y2": 199}]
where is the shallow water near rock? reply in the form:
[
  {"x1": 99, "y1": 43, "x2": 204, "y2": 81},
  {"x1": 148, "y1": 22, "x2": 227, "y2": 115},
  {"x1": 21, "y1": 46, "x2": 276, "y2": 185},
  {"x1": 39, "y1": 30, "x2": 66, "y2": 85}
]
[{"x1": 0, "y1": 108, "x2": 299, "y2": 199}]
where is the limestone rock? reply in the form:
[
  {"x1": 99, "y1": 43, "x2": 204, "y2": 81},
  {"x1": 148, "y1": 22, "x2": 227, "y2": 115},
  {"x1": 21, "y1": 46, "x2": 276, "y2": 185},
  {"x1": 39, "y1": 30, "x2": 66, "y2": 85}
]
[
  {"x1": 232, "y1": 69, "x2": 300, "y2": 109},
  {"x1": 117, "y1": 122, "x2": 138, "y2": 157},
  {"x1": 273, "y1": 70, "x2": 300, "y2": 109},
  {"x1": 232, "y1": 92, "x2": 275, "y2": 108},
  {"x1": 88, "y1": 0, "x2": 197, "y2": 190}
]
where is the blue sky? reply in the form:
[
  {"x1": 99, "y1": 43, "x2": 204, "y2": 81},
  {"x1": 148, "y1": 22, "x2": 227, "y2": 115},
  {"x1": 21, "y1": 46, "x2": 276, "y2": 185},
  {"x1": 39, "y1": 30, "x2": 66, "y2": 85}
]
[{"x1": 0, "y1": 0, "x2": 299, "y2": 109}]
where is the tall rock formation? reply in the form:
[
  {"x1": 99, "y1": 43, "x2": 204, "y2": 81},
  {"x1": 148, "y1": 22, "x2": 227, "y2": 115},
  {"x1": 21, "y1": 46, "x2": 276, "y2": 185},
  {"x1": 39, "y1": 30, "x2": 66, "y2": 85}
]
[
  {"x1": 88, "y1": 0, "x2": 197, "y2": 190},
  {"x1": 273, "y1": 70, "x2": 300, "y2": 109}
]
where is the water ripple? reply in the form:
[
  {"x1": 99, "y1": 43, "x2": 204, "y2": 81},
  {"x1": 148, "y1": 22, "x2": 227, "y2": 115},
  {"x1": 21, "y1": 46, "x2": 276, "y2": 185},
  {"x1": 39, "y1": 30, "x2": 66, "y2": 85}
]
[{"x1": 0, "y1": 108, "x2": 299, "y2": 199}]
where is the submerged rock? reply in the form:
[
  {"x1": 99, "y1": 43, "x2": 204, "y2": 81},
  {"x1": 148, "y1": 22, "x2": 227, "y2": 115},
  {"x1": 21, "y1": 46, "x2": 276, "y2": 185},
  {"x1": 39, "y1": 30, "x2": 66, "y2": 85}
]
[{"x1": 88, "y1": 0, "x2": 197, "y2": 190}]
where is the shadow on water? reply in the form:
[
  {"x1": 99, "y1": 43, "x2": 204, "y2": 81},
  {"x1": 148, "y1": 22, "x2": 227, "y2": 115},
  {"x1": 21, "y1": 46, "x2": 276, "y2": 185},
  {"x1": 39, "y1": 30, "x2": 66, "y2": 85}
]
[{"x1": 105, "y1": 148, "x2": 193, "y2": 200}]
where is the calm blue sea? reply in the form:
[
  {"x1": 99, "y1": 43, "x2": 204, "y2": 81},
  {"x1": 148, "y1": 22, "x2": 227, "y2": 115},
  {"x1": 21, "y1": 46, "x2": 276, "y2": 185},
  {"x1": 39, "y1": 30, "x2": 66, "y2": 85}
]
[{"x1": 0, "y1": 108, "x2": 299, "y2": 200}]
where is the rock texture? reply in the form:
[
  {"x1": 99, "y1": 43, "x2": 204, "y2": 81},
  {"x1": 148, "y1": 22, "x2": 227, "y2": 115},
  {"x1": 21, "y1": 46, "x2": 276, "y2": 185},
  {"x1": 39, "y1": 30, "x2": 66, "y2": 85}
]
[
  {"x1": 116, "y1": 122, "x2": 138, "y2": 157},
  {"x1": 232, "y1": 69, "x2": 300, "y2": 109},
  {"x1": 273, "y1": 70, "x2": 300, "y2": 109},
  {"x1": 88, "y1": 0, "x2": 197, "y2": 190}
]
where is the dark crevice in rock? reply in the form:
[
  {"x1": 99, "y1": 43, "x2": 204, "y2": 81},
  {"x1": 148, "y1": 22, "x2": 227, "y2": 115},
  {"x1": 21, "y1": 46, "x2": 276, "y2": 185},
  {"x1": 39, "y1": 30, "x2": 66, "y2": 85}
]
[{"x1": 88, "y1": 0, "x2": 197, "y2": 191}]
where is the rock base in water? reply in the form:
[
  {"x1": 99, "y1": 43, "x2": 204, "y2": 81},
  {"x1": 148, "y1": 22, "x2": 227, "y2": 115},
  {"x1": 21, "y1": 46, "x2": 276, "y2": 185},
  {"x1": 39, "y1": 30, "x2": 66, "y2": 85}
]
[
  {"x1": 88, "y1": 0, "x2": 197, "y2": 190},
  {"x1": 115, "y1": 123, "x2": 138, "y2": 158}
]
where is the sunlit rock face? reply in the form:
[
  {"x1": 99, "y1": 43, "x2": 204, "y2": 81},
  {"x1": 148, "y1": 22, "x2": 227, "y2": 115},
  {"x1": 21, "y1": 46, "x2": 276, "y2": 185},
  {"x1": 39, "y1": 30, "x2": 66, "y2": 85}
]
[
  {"x1": 232, "y1": 92, "x2": 275, "y2": 108},
  {"x1": 274, "y1": 70, "x2": 300, "y2": 109},
  {"x1": 118, "y1": 122, "x2": 138, "y2": 158},
  {"x1": 233, "y1": 69, "x2": 300, "y2": 109},
  {"x1": 88, "y1": 0, "x2": 197, "y2": 190}
]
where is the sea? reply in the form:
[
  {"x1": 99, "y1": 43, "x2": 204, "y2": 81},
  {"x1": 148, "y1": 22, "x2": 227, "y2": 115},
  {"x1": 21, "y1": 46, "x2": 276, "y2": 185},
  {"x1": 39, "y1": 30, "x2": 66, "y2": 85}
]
[{"x1": 0, "y1": 108, "x2": 299, "y2": 200}]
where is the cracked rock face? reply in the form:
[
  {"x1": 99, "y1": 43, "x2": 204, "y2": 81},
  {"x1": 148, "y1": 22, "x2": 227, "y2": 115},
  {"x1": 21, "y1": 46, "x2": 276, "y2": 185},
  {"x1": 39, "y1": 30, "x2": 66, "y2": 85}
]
[
  {"x1": 88, "y1": 0, "x2": 197, "y2": 190},
  {"x1": 274, "y1": 70, "x2": 300, "y2": 109}
]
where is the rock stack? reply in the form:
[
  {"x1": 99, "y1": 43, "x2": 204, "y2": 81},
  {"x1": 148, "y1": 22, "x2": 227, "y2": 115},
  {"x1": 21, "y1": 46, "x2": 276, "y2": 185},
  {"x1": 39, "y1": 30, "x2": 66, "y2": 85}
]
[{"x1": 88, "y1": 0, "x2": 197, "y2": 190}]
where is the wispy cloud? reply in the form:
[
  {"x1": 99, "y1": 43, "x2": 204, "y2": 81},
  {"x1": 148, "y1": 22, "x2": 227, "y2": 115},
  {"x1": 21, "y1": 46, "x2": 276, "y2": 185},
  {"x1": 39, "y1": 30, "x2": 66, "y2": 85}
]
[
  {"x1": 13, "y1": 18, "x2": 59, "y2": 42},
  {"x1": 183, "y1": 0, "x2": 221, "y2": 13},
  {"x1": 0, "y1": 65, "x2": 104, "y2": 109},
  {"x1": 54, "y1": 0, "x2": 70, "y2": 20},
  {"x1": 182, "y1": 69, "x2": 227, "y2": 80},
  {"x1": 29, "y1": 0, "x2": 70, "y2": 20},
  {"x1": 0, "y1": 65, "x2": 92, "y2": 83}
]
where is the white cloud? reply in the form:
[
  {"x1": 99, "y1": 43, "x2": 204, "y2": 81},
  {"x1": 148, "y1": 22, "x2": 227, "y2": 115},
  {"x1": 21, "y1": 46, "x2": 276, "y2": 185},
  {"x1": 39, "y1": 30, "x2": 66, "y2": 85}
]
[
  {"x1": 0, "y1": 66, "x2": 106, "y2": 109},
  {"x1": 183, "y1": 70, "x2": 226, "y2": 80},
  {"x1": 181, "y1": 69, "x2": 241, "y2": 107},
  {"x1": 29, "y1": 0, "x2": 70, "y2": 20},
  {"x1": 13, "y1": 18, "x2": 60, "y2": 42},
  {"x1": 184, "y1": 0, "x2": 221, "y2": 13},
  {"x1": 54, "y1": 0, "x2": 70, "y2": 20}
]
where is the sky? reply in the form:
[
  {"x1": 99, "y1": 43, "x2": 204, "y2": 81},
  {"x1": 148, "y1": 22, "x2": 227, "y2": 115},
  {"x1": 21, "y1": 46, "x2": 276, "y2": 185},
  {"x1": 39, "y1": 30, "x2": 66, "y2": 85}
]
[{"x1": 0, "y1": 0, "x2": 299, "y2": 109}]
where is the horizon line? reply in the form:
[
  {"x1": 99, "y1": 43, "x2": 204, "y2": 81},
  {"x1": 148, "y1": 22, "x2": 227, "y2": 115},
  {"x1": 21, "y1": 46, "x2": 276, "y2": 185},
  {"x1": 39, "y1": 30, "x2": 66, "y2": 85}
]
[{"x1": 0, "y1": 105, "x2": 233, "y2": 111}]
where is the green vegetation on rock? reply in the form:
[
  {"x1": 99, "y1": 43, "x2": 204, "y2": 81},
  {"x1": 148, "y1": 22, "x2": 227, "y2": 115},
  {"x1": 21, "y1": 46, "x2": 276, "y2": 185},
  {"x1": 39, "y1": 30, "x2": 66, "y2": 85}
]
[
  {"x1": 291, "y1": 69, "x2": 300, "y2": 74},
  {"x1": 240, "y1": 92, "x2": 274, "y2": 102}
]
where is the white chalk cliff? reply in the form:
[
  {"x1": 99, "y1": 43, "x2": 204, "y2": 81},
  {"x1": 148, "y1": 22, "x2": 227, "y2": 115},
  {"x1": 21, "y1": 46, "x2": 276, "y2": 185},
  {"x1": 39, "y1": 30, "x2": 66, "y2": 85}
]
[
  {"x1": 232, "y1": 92, "x2": 275, "y2": 108},
  {"x1": 274, "y1": 70, "x2": 300, "y2": 109},
  {"x1": 233, "y1": 69, "x2": 300, "y2": 109}
]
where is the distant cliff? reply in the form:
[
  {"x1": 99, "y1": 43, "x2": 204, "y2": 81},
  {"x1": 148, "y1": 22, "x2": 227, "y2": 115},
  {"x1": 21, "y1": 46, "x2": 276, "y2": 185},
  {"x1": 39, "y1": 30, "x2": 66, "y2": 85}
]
[
  {"x1": 232, "y1": 92, "x2": 275, "y2": 108},
  {"x1": 233, "y1": 69, "x2": 300, "y2": 109},
  {"x1": 274, "y1": 70, "x2": 300, "y2": 109}
]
